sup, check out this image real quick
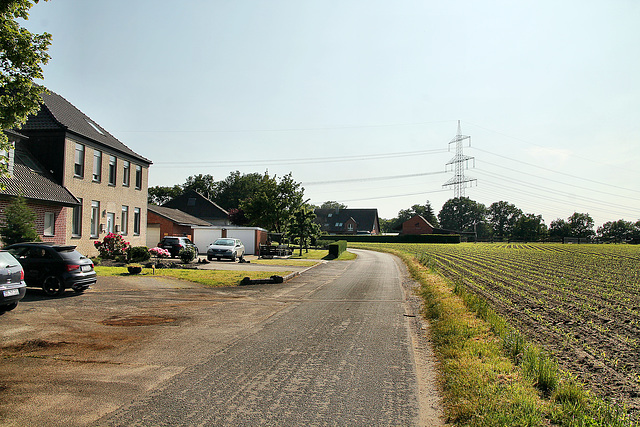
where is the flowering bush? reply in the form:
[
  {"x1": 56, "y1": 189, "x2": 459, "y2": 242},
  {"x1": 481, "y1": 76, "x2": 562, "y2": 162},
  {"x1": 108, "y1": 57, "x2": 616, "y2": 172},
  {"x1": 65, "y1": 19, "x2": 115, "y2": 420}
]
[
  {"x1": 94, "y1": 233, "x2": 130, "y2": 259},
  {"x1": 149, "y1": 247, "x2": 171, "y2": 258}
]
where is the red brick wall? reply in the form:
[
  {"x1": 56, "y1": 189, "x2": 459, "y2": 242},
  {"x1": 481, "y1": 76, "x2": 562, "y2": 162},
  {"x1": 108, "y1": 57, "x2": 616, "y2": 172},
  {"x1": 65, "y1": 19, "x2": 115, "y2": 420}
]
[
  {"x1": 0, "y1": 199, "x2": 68, "y2": 245},
  {"x1": 402, "y1": 216, "x2": 434, "y2": 235},
  {"x1": 147, "y1": 210, "x2": 193, "y2": 240}
]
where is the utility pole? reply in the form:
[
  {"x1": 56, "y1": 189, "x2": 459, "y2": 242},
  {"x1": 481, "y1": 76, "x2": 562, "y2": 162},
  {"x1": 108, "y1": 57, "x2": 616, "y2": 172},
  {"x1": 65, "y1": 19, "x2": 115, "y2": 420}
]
[{"x1": 443, "y1": 120, "x2": 476, "y2": 197}]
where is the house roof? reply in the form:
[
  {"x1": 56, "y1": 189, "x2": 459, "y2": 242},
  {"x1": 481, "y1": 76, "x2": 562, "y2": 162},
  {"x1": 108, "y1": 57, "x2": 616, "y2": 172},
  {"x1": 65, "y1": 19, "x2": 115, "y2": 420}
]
[
  {"x1": 406, "y1": 215, "x2": 435, "y2": 228},
  {"x1": 162, "y1": 190, "x2": 229, "y2": 221},
  {"x1": 0, "y1": 143, "x2": 79, "y2": 206},
  {"x1": 314, "y1": 208, "x2": 380, "y2": 233},
  {"x1": 20, "y1": 90, "x2": 152, "y2": 165},
  {"x1": 147, "y1": 204, "x2": 212, "y2": 227}
]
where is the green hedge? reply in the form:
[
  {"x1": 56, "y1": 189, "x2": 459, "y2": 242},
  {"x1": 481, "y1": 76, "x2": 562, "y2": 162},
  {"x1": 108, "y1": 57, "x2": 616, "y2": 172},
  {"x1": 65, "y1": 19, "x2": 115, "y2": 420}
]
[
  {"x1": 321, "y1": 234, "x2": 460, "y2": 244},
  {"x1": 328, "y1": 240, "x2": 347, "y2": 257}
]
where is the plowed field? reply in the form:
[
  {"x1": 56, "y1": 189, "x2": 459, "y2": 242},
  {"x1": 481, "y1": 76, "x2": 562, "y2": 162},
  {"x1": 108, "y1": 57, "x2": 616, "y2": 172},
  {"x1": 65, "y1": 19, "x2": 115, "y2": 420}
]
[{"x1": 372, "y1": 243, "x2": 640, "y2": 414}]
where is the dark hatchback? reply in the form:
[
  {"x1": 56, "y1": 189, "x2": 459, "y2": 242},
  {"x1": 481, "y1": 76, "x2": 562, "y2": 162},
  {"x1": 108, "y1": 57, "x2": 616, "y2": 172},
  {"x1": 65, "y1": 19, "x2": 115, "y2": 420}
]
[
  {"x1": 0, "y1": 251, "x2": 26, "y2": 312},
  {"x1": 158, "y1": 236, "x2": 198, "y2": 258},
  {"x1": 6, "y1": 243, "x2": 96, "y2": 296}
]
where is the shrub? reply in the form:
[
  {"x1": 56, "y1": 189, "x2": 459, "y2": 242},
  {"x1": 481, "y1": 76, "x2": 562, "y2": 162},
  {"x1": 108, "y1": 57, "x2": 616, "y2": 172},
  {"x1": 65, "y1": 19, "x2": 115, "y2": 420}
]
[
  {"x1": 129, "y1": 246, "x2": 151, "y2": 262},
  {"x1": 94, "y1": 233, "x2": 130, "y2": 259},
  {"x1": 0, "y1": 195, "x2": 41, "y2": 246},
  {"x1": 149, "y1": 247, "x2": 170, "y2": 258},
  {"x1": 328, "y1": 240, "x2": 347, "y2": 258},
  {"x1": 179, "y1": 246, "x2": 197, "y2": 263}
]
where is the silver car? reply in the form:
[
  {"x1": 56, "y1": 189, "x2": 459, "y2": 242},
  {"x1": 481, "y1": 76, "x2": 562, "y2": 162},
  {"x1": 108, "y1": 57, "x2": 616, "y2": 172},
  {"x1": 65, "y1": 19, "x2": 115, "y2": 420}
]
[
  {"x1": 207, "y1": 238, "x2": 245, "y2": 261},
  {"x1": 0, "y1": 251, "x2": 26, "y2": 312}
]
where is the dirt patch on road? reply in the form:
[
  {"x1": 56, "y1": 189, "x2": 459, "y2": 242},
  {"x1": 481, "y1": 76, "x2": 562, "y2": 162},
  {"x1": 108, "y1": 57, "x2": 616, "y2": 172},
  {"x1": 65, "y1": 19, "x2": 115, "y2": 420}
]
[{"x1": 101, "y1": 314, "x2": 178, "y2": 327}]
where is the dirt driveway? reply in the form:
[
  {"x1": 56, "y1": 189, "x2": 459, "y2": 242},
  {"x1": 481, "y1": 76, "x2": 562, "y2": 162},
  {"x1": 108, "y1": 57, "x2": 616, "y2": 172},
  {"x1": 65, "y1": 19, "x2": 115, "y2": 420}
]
[{"x1": 0, "y1": 273, "x2": 311, "y2": 425}]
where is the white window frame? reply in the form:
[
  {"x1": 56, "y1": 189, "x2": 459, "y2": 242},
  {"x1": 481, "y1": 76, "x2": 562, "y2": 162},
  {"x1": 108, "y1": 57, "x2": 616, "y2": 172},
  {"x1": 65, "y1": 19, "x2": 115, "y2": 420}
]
[
  {"x1": 91, "y1": 200, "x2": 100, "y2": 238},
  {"x1": 93, "y1": 150, "x2": 102, "y2": 182},
  {"x1": 122, "y1": 160, "x2": 130, "y2": 187},
  {"x1": 44, "y1": 212, "x2": 55, "y2": 236},
  {"x1": 121, "y1": 205, "x2": 129, "y2": 235},
  {"x1": 74, "y1": 143, "x2": 85, "y2": 177}
]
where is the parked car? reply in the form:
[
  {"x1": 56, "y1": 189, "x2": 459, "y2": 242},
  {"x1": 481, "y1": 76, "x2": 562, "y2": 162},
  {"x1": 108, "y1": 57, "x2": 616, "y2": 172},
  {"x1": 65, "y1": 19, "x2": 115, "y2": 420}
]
[
  {"x1": 207, "y1": 238, "x2": 245, "y2": 261},
  {"x1": 0, "y1": 250, "x2": 26, "y2": 312},
  {"x1": 158, "y1": 236, "x2": 199, "y2": 258},
  {"x1": 5, "y1": 242, "x2": 96, "y2": 296}
]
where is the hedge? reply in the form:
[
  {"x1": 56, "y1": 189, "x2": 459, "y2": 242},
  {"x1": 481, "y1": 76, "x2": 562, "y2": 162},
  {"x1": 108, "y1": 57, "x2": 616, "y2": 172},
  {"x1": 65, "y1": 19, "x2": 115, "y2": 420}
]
[
  {"x1": 321, "y1": 234, "x2": 460, "y2": 244},
  {"x1": 328, "y1": 240, "x2": 347, "y2": 257}
]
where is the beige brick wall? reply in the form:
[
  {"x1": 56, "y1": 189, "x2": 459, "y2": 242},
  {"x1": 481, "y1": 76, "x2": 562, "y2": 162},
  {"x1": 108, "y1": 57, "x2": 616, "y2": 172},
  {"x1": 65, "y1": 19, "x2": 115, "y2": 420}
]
[{"x1": 63, "y1": 135, "x2": 149, "y2": 256}]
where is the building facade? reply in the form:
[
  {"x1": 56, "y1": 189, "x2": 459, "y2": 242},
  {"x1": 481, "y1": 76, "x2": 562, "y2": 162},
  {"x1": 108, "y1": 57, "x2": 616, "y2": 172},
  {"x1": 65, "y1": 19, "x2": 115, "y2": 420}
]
[{"x1": 13, "y1": 91, "x2": 152, "y2": 256}]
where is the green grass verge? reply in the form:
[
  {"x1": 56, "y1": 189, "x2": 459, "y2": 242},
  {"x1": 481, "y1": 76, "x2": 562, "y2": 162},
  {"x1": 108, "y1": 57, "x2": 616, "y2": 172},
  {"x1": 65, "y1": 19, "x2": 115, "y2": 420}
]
[
  {"x1": 251, "y1": 259, "x2": 320, "y2": 267},
  {"x1": 349, "y1": 242, "x2": 633, "y2": 427},
  {"x1": 94, "y1": 266, "x2": 294, "y2": 287},
  {"x1": 287, "y1": 249, "x2": 357, "y2": 260}
]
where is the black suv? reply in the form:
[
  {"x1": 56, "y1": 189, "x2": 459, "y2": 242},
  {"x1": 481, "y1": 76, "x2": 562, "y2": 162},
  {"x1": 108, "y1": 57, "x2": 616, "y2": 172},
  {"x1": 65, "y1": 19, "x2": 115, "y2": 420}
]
[
  {"x1": 5, "y1": 242, "x2": 97, "y2": 296},
  {"x1": 158, "y1": 236, "x2": 199, "y2": 258}
]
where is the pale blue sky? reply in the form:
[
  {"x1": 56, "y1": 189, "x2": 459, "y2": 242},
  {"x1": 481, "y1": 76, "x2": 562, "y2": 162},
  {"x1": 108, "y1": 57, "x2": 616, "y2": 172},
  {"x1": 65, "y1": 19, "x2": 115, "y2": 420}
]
[{"x1": 22, "y1": 0, "x2": 640, "y2": 226}]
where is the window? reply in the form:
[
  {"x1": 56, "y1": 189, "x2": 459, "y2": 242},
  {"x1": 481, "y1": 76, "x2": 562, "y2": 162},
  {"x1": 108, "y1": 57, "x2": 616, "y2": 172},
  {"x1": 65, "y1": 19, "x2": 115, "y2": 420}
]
[
  {"x1": 91, "y1": 201, "x2": 100, "y2": 238},
  {"x1": 347, "y1": 223, "x2": 354, "y2": 231},
  {"x1": 72, "y1": 199, "x2": 82, "y2": 236},
  {"x1": 106, "y1": 212, "x2": 115, "y2": 234},
  {"x1": 121, "y1": 206, "x2": 128, "y2": 235},
  {"x1": 44, "y1": 212, "x2": 55, "y2": 236},
  {"x1": 135, "y1": 164, "x2": 142, "y2": 189},
  {"x1": 92, "y1": 150, "x2": 102, "y2": 181},
  {"x1": 133, "y1": 207, "x2": 141, "y2": 235},
  {"x1": 122, "y1": 161, "x2": 130, "y2": 187},
  {"x1": 74, "y1": 143, "x2": 85, "y2": 177},
  {"x1": 108, "y1": 155, "x2": 117, "y2": 185}
]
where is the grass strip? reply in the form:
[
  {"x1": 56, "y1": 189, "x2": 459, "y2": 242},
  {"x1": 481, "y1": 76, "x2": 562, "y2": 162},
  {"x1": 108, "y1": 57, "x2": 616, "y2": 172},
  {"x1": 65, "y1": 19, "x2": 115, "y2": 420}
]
[
  {"x1": 95, "y1": 266, "x2": 293, "y2": 287},
  {"x1": 350, "y1": 243, "x2": 633, "y2": 426}
]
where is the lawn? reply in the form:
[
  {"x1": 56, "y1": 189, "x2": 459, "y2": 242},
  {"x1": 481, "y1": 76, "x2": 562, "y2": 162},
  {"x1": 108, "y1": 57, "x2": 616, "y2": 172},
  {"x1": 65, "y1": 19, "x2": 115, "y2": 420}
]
[{"x1": 94, "y1": 266, "x2": 294, "y2": 288}]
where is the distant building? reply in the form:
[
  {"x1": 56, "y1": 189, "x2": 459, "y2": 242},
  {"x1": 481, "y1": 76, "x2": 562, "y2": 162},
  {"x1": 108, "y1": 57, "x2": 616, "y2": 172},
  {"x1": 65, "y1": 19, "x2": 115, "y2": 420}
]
[
  {"x1": 402, "y1": 215, "x2": 435, "y2": 235},
  {"x1": 161, "y1": 189, "x2": 230, "y2": 226},
  {"x1": 146, "y1": 204, "x2": 211, "y2": 248},
  {"x1": 314, "y1": 208, "x2": 380, "y2": 235}
]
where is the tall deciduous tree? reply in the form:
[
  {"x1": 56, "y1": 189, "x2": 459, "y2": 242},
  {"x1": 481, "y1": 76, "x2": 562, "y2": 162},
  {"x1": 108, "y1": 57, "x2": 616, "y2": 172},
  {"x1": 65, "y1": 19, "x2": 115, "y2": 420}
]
[
  {"x1": 568, "y1": 212, "x2": 595, "y2": 238},
  {"x1": 438, "y1": 197, "x2": 486, "y2": 232},
  {"x1": 319, "y1": 201, "x2": 347, "y2": 210},
  {"x1": 487, "y1": 201, "x2": 522, "y2": 240},
  {"x1": 597, "y1": 219, "x2": 636, "y2": 243},
  {"x1": 213, "y1": 171, "x2": 263, "y2": 211},
  {"x1": 240, "y1": 172, "x2": 305, "y2": 234},
  {"x1": 182, "y1": 174, "x2": 216, "y2": 199},
  {"x1": 512, "y1": 213, "x2": 547, "y2": 241},
  {"x1": 290, "y1": 204, "x2": 321, "y2": 255},
  {"x1": 148, "y1": 185, "x2": 182, "y2": 205},
  {"x1": 0, "y1": 194, "x2": 40, "y2": 245},
  {"x1": 0, "y1": 0, "x2": 51, "y2": 181}
]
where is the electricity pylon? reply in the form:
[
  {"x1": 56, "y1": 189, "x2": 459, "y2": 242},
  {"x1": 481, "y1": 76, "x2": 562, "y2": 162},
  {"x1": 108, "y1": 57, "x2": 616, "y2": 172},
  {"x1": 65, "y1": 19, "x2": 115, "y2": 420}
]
[{"x1": 443, "y1": 120, "x2": 476, "y2": 198}]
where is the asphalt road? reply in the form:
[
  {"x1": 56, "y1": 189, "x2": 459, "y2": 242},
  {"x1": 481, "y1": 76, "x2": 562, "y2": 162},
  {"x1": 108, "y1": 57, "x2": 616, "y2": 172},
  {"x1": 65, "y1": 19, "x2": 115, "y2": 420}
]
[{"x1": 0, "y1": 249, "x2": 442, "y2": 426}]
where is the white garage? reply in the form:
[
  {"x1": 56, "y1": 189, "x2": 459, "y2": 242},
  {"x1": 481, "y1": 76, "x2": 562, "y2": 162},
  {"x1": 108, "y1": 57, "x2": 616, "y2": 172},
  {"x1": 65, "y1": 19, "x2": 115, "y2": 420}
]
[{"x1": 192, "y1": 226, "x2": 267, "y2": 255}]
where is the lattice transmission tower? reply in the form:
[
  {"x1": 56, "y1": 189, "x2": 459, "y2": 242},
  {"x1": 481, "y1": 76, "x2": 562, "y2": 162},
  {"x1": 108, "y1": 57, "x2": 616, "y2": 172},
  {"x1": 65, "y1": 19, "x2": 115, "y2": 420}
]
[{"x1": 443, "y1": 120, "x2": 476, "y2": 198}]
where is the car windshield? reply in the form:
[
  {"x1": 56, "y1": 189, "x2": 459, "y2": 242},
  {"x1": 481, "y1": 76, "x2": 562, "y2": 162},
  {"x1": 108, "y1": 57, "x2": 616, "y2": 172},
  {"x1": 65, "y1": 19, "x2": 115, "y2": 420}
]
[
  {"x1": 57, "y1": 248, "x2": 86, "y2": 261},
  {"x1": 213, "y1": 239, "x2": 235, "y2": 246},
  {"x1": 163, "y1": 238, "x2": 179, "y2": 244}
]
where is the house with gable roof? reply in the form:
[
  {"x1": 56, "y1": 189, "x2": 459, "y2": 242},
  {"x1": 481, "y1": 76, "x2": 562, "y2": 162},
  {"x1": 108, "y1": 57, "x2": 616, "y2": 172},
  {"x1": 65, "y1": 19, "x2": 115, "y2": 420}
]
[
  {"x1": 1, "y1": 90, "x2": 152, "y2": 255},
  {"x1": 161, "y1": 189, "x2": 230, "y2": 226},
  {"x1": 314, "y1": 208, "x2": 380, "y2": 235}
]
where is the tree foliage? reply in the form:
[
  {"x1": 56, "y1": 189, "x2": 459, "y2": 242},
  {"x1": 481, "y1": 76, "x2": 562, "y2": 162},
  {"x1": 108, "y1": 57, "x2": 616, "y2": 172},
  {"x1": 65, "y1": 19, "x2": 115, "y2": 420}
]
[
  {"x1": 0, "y1": 194, "x2": 40, "y2": 245},
  {"x1": 512, "y1": 213, "x2": 547, "y2": 241},
  {"x1": 597, "y1": 219, "x2": 639, "y2": 243},
  {"x1": 438, "y1": 197, "x2": 486, "y2": 232},
  {"x1": 182, "y1": 173, "x2": 216, "y2": 199},
  {"x1": 318, "y1": 201, "x2": 347, "y2": 210},
  {"x1": 240, "y1": 172, "x2": 305, "y2": 234},
  {"x1": 549, "y1": 212, "x2": 595, "y2": 239},
  {"x1": 148, "y1": 185, "x2": 182, "y2": 205},
  {"x1": 290, "y1": 204, "x2": 321, "y2": 255},
  {"x1": 0, "y1": 0, "x2": 51, "y2": 180},
  {"x1": 213, "y1": 171, "x2": 263, "y2": 211},
  {"x1": 487, "y1": 201, "x2": 522, "y2": 240}
]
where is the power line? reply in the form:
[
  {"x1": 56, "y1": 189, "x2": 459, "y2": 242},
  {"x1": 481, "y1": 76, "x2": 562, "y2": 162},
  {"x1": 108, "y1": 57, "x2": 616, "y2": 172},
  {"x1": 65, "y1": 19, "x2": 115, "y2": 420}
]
[{"x1": 303, "y1": 170, "x2": 446, "y2": 186}]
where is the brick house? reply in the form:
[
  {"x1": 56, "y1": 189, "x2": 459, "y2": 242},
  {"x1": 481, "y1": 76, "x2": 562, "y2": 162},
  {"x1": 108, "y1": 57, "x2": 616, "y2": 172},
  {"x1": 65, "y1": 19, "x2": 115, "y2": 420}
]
[
  {"x1": 5, "y1": 90, "x2": 152, "y2": 255},
  {"x1": 0, "y1": 131, "x2": 80, "y2": 244},
  {"x1": 401, "y1": 215, "x2": 435, "y2": 235},
  {"x1": 146, "y1": 204, "x2": 211, "y2": 248},
  {"x1": 161, "y1": 189, "x2": 230, "y2": 226},
  {"x1": 314, "y1": 208, "x2": 380, "y2": 235}
]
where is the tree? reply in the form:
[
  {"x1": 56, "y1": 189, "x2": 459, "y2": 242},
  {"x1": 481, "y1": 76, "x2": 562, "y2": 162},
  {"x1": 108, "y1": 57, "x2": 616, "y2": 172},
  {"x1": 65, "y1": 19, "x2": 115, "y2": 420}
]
[
  {"x1": 0, "y1": 195, "x2": 40, "y2": 245},
  {"x1": 148, "y1": 185, "x2": 182, "y2": 205},
  {"x1": 212, "y1": 171, "x2": 263, "y2": 211},
  {"x1": 0, "y1": 0, "x2": 52, "y2": 182},
  {"x1": 597, "y1": 219, "x2": 636, "y2": 243},
  {"x1": 182, "y1": 174, "x2": 216, "y2": 198},
  {"x1": 568, "y1": 212, "x2": 595, "y2": 239},
  {"x1": 487, "y1": 201, "x2": 522, "y2": 240},
  {"x1": 549, "y1": 218, "x2": 571, "y2": 240},
  {"x1": 228, "y1": 208, "x2": 248, "y2": 226},
  {"x1": 438, "y1": 197, "x2": 486, "y2": 232},
  {"x1": 319, "y1": 201, "x2": 347, "y2": 210},
  {"x1": 290, "y1": 204, "x2": 321, "y2": 255},
  {"x1": 240, "y1": 172, "x2": 305, "y2": 234},
  {"x1": 512, "y1": 213, "x2": 547, "y2": 242}
]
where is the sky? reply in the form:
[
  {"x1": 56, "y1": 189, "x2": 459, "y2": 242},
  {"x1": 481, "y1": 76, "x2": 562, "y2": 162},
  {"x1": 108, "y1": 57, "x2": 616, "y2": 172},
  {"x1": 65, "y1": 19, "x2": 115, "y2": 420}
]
[{"x1": 21, "y1": 0, "x2": 640, "y2": 227}]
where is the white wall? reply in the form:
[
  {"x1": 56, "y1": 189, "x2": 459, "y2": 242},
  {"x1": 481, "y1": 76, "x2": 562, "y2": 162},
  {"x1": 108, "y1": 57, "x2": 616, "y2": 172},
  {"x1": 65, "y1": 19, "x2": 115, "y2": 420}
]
[{"x1": 193, "y1": 227, "x2": 263, "y2": 255}]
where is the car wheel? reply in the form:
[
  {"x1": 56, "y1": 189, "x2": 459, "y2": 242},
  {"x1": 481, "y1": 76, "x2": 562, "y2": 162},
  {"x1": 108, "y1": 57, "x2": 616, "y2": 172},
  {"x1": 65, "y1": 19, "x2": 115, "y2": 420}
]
[
  {"x1": 231, "y1": 253, "x2": 237, "y2": 262},
  {"x1": 42, "y1": 275, "x2": 65, "y2": 296},
  {"x1": 0, "y1": 302, "x2": 18, "y2": 312},
  {"x1": 207, "y1": 255, "x2": 213, "y2": 261},
  {"x1": 216, "y1": 257, "x2": 221, "y2": 262}
]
